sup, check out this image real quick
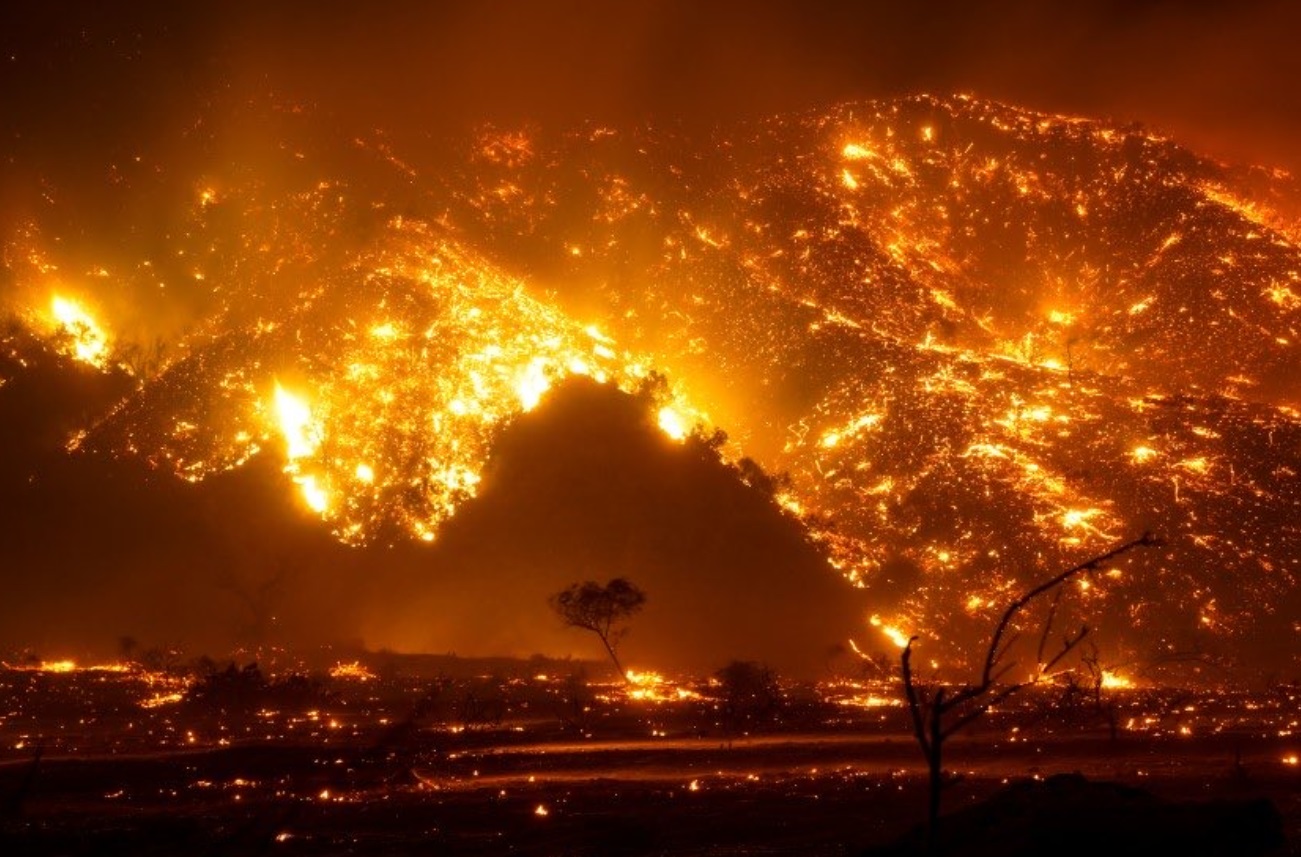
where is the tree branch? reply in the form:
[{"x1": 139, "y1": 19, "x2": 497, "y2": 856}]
[
  {"x1": 901, "y1": 637, "x2": 931, "y2": 756},
  {"x1": 1042, "y1": 625, "x2": 1090, "y2": 675},
  {"x1": 980, "y1": 532, "x2": 1157, "y2": 687}
]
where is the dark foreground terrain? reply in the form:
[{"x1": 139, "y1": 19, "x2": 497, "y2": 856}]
[{"x1": 0, "y1": 663, "x2": 1297, "y2": 854}]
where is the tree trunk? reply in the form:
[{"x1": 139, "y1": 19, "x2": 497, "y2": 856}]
[
  {"x1": 927, "y1": 694, "x2": 944, "y2": 854},
  {"x1": 927, "y1": 746, "x2": 942, "y2": 853},
  {"x1": 599, "y1": 634, "x2": 628, "y2": 684}
]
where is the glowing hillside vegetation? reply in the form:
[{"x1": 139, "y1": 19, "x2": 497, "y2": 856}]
[{"x1": 9, "y1": 94, "x2": 1300, "y2": 669}]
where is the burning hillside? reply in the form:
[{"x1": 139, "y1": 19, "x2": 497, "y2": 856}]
[{"x1": 3, "y1": 94, "x2": 1299, "y2": 674}]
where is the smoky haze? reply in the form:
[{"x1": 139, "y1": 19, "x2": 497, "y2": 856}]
[
  {"x1": 5, "y1": 0, "x2": 1299, "y2": 333},
  {"x1": 223, "y1": 0, "x2": 1301, "y2": 171},
  {"x1": 6, "y1": 2, "x2": 1301, "y2": 160}
]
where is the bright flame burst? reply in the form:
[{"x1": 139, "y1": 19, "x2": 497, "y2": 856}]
[
  {"x1": 273, "y1": 383, "x2": 329, "y2": 513},
  {"x1": 869, "y1": 615, "x2": 911, "y2": 650},
  {"x1": 1100, "y1": 670, "x2": 1135, "y2": 690},
  {"x1": 48, "y1": 296, "x2": 110, "y2": 368}
]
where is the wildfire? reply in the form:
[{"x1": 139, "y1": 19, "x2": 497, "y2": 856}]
[{"x1": 12, "y1": 92, "x2": 1301, "y2": 670}]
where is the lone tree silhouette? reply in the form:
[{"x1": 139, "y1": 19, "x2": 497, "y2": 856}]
[
  {"x1": 899, "y1": 532, "x2": 1159, "y2": 851},
  {"x1": 550, "y1": 578, "x2": 646, "y2": 683}
]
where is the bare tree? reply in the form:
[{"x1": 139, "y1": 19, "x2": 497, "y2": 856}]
[
  {"x1": 549, "y1": 578, "x2": 646, "y2": 683},
  {"x1": 899, "y1": 532, "x2": 1158, "y2": 850},
  {"x1": 1076, "y1": 642, "x2": 1122, "y2": 741}
]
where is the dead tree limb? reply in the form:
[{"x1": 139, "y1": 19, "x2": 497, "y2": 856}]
[{"x1": 899, "y1": 532, "x2": 1159, "y2": 852}]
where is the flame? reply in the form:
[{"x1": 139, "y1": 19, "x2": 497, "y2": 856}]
[
  {"x1": 869, "y1": 615, "x2": 911, "y2": 650},
  {"x1": 1131, "y1": 445, "x2": 1158, "y2": 464},
  {"x1": 273, "y1": 384, "x2": 321, "y2": 461},
  {"x1": 514, "y1": 357, "x2": 552, "y2": 411},
  {"x1": 329, "y1": 661, "x2": 376, "y2": 681},
  {"x1": 36, "y1": 659, "x2": 77, "y2": 673},
  {"x1": 622, "y1": 669, "x2": 701, "y2": 702},
  {"x1": 139, "y1": 691, "x2": 185, "y2": 708},
  {"x1": 6, "y1": 660, "x2": 133, "y2": 674},
  {"x1": 49, "y1": 296, "x2": 110, "y2": 368},
  {"x1": 1100, "y1": 670, "x2": 1135, "y2": 690},
  {"x1": 657, "y1": 406, "x2": 688, "y2": 441},
  {"x1": 272, "y1": 384, "x2": 329, "y2": 513}
]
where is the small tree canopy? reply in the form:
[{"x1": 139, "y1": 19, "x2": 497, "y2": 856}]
[
  {"x1": 550, "y1": 578, "x2": 646, "y2": 680},
  {"x1": 551, "y1": 578, "x2": 646, "y2": 635}
]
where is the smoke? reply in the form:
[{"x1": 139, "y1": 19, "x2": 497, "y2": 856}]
[
  {"x1": 5, "y1": 0, "x2": 1299, "y2": 343},
  {"x1": 206, "y1": 1, "x2": 1301, "y2": 168},
  {"x1": 7, "y1": 2, "x2": 1300, "y2": 156}
]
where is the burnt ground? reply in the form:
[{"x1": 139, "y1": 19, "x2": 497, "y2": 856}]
[
  {"x1": 1, "y1": 730, "x2": 1298, "y2": 855},
  {"x1": 0, "y1": 666, "x2": 1298, "y2": 855}
]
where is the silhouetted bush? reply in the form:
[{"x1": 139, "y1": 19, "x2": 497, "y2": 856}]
[
  {"x1": 183, "y1": 661, "x2": 327, "y2": 714},
  {"x1": 716, "y1": 660, "x2": 784, "y2": 742}
]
